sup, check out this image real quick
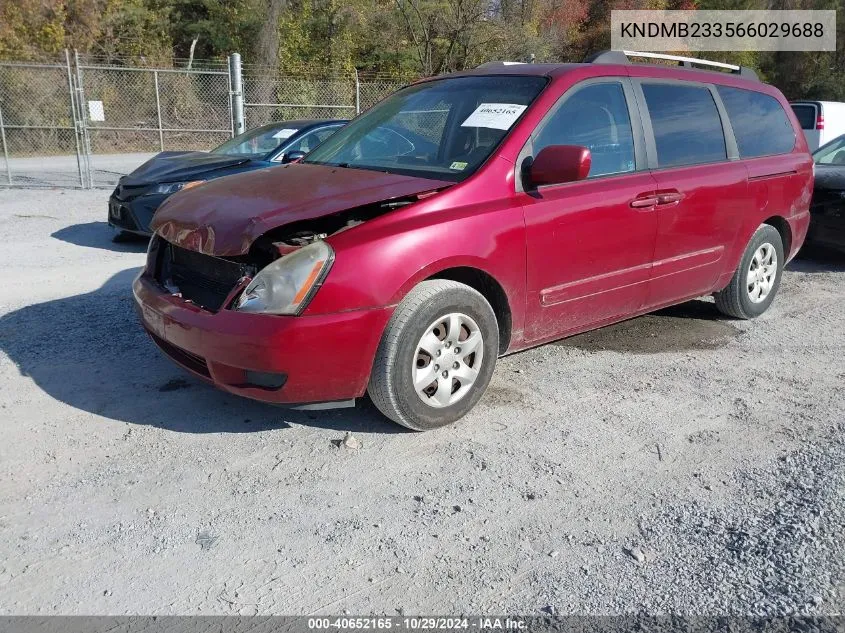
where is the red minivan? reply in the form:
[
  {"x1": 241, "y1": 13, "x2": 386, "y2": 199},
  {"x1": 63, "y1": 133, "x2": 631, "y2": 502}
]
[{"x1": 134, "y1": 51, "x2": 813, "y2": 430}]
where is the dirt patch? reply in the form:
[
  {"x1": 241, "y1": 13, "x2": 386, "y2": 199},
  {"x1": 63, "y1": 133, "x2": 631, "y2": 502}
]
[
  {"x1": 559, "y1": 300, "x2": 739, "y2": 354},
  {"x1": 158, "y1": 378, "x2": 193, "y2": 392},
  {"x1": 479, "y1": 384, "x2": 529, "y2": 408}
]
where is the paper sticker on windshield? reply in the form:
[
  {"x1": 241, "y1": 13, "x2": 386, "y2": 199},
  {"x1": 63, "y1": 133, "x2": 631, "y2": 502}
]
[
  {"x1": 449, "y1": 161, "x2": 468, "y2": 171},
  {"x1": 461, "y1": 103, "x2": 527, "y2": 130},
  {"x1": 272, "y1": 128, "x2": 297, "y2": 139}
]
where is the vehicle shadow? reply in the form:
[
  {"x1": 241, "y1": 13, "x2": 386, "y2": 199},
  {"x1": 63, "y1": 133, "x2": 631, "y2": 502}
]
[
  {"x1": 787, "y1": 247, "x2": 845, "y2": 273},
  {"x1": 0, "y1": 268, "x2": 401, "y2": 435},
  {"x1": 51, "y1": 221, "x2": 149, "y2": 253},
  {"x1": 652, "y1": 298, "x2": 724, "y2": 320},
  {"x1": 557, "y1": 298, "x2": 740, "y2": 354}
]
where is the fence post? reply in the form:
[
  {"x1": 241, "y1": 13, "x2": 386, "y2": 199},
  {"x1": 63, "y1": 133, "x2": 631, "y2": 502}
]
[
  {"x1": 153, "y1": 70, "x2": 164, "y2": 151},
  {"x1": 0, "y1": 100, "x2": 11, "y2": 186},
  {"x1": 228, "y1": 53, "x2": 245, "y2": 136},
  {"x1": 73, "y1": 49, "x2": 93, "y2": 188},
  {"x1": 226, "y1": 63, "x2": 234, "y2": 138},
  {"x1": 354, "y1": 68, "x2": 361, "y2": 115},
  {"x1": 65, "y1": 49, "x2": 85, "y2": 188}
]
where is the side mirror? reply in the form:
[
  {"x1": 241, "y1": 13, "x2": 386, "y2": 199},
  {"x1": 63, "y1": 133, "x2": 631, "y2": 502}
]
[
  {"x1": 281, "y1": 150, "x2": 306, "y2": 164},
  {"x1": 527, "y1": 145, "x2": 591, "y2": 187}
]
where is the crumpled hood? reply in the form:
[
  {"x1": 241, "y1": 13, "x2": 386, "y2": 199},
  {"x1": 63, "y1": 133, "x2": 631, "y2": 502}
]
[
  {"x1": 123, "y1": 151, "x2": 253, "y2": 185},
  {"x1": 152, "y1": 163, "x2": 451, "y2": 256}
]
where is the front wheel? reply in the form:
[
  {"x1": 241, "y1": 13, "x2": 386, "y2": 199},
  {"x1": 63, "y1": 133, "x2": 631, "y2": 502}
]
[
  {"x1": 714, "y1": 224, "x2": 784, "y2": 319},
  {"x1": 368, "y1": 280, "x2": 499, "y2": 431}
]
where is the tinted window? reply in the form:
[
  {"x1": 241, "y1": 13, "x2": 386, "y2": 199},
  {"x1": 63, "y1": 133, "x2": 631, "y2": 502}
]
[
  {"x1": 212, "y1": 122, "x2": 305, "y2": 157},
  {"x1": 534, "y1": 82, "x2": 635, "y2": 178},
  {"x1": 315, "y1": 126, "x2": 341, "y2": 143},
  {"x1": 718, "y1": 87, "x2": 795, "y2": 158},
  {"x1": 791, "y1": 104, "x2": 817, "y2": 130},
  {"x1": 642, "y1": 84, "x2": 727, "y2": 168},
  {"x1": 284, "y1": 126, "x2": 341, "y2": 155}
]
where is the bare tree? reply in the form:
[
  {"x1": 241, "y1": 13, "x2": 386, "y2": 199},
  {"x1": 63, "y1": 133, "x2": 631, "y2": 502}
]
[
  {"x1": 394, "y1": 0, "x2": 493, "y2": 75},
  {"x1": 394, "y1": 0, "x2": 436, "y2": 75},
  {"x1": 252, "y1": 0, "x2": 287, "y2": 106},
  {"x1": 255, "y1": 0, "x2": 287, "y2": 68}
]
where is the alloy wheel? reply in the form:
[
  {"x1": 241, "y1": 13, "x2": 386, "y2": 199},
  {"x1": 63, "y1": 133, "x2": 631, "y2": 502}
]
[
  {"x1": 412, "y1": 313, "x2": 484, "y2": 408},
  {"x1": 746, "y1": 242, "x2": 778, "y2": 303}
]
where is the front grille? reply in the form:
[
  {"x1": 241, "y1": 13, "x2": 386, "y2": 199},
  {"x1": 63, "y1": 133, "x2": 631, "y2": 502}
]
[
  {"x1": 154, "y1": 240, "x2": 255, "y2": 312},
  {"x1": 149, "y1": 332, "x2": 211, "y2": 378},
  {"x1": 112, "y1": 182, "x2": 150, "y2": 202}
]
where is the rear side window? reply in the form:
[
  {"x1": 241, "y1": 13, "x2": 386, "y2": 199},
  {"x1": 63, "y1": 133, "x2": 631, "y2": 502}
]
[
  {"x1": 642, "y1": 83, "x2": 727, "y2": 168},
  {"x1": 791, "y1": 104, "x2": 817, "y2": 130},
  {"x1": 286, "y1": 130, "x2": 324, "y2": 154},
  {"x1": 717, "y1": 87, "x2": 795, "y2": 158},
  {"x1": 315, "y1": 126, "x2": 341, "y2": 143},
  {"x1": 533, "y1": 82, "x2": 636, "y2": 178}
]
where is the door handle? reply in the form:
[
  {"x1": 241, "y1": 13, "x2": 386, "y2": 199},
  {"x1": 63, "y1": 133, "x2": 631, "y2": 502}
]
[
  {"x1": 629, "y1": 195, "x2": 658, "y2": 209},
  {"x1": 656, "y1": 192, "x2": 685, "y2": 205}
]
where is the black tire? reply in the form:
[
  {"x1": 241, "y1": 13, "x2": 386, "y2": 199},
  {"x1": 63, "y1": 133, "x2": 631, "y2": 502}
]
[
  {"x1": 368, "y1": 280, "x2": 499, "y2": 431},
  {"x1": 714, "y1": 224, "x2": 784, "y2": 319},
  {"x1": 112, "y1": 230, "x2": 141, "y2": 243}
]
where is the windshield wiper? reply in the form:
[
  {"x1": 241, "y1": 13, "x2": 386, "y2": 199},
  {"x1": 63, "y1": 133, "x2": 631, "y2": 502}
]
[{"x1": 335, "y1": 162, "x2": 391, "y2": 174}]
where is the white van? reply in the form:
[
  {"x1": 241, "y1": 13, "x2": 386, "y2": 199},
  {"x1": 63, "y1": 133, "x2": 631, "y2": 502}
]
[{"x1": 789, "y1": 101, "x2": 845, "y2": 151}]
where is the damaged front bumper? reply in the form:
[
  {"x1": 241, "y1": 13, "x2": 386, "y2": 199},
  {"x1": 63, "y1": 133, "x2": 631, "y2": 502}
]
[
  {"x1": 108, "y1": 191, "x2": 168, "y2": 236},
  {"x1": 133, "y1": 271, "x2": 393, "y2": 406}
]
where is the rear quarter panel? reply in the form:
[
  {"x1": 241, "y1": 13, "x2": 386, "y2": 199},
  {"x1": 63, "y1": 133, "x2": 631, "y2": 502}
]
[
  {"x1": 717, "y1": 85, "x2": 814, "y2": 284},
  {"x1": 718, "y1": 153, "x2": 813, "y2": 280}
]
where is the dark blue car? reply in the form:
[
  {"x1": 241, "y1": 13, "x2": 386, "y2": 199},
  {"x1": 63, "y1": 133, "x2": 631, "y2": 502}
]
[{"x1": 108, "y1": 119, "x2": 347, "y2": 238}]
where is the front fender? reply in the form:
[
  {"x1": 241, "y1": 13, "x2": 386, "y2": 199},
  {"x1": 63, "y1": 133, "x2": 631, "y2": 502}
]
[
  {"x1": 387, "y1": 254, "x2": 508, "y2": 305},
  {"x1": 304, "y1": 199, "x2": 528, "y2": 349}
]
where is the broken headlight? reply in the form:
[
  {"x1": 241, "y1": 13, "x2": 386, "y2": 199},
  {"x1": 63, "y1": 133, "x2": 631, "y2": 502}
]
[
  {"x1": 235, "y1": 241, "x2": 334, "y2": 315},
  {"x1": 153, "y1": 180, "x2": 205, "y2": 195}
]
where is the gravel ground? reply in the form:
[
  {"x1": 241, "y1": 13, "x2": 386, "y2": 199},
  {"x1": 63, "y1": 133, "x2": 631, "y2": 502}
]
[{"x1": 0, "y1": 189, "x2": 843, "y2": 616}]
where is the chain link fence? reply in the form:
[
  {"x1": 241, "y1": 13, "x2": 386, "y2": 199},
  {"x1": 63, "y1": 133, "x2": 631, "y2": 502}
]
[
  {"x1": 243, "y1": 74, "x2": 358, "y2": 125},
  {"x1": 242, "y1": 70, "x2": 406, "y2": 126},
  {"x1": 76, "y1": 60, "x2": 233, "y2": 187},
  {"x1": 358, "y1": 78, "x2": 408, "y2": 111},
  {"x1": 0, "y1": 55, "x2": 84, "y2": 187},
  {"x1": 0, "y1": 52, "x2": 411, "y2": 189}
]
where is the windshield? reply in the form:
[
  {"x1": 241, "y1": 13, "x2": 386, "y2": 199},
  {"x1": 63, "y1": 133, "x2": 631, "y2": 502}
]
[
  {"x1": 813, "y1": 135, "x2": 845, "y2": 165},
  {"x1": 303, "y1": 75, "x2": 547, "y2": 181},
  {"x1": 212, "y1": 122, "x2": 305, "y2": 157}
]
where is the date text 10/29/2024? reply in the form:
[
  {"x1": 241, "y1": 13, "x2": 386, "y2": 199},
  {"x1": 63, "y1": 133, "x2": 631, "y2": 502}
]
[{"x1": 307, "y1": 617, "x2": 528, "y2": 630}]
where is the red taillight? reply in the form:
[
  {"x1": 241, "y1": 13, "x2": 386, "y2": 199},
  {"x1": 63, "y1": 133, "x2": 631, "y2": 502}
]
[{"x1": 816, "y1": 114, "x2": 824, "y2": 130}]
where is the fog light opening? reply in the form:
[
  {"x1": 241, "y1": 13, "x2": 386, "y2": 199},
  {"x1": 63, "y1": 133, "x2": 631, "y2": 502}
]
[{"x1": 244, "y1": 371, "x2": 288, "y2": 390}]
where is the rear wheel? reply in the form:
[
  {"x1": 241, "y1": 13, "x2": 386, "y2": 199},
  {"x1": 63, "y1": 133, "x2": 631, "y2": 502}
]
[
  {"x1": 368, "y1": 280, "x2": 498, "y2": 431},
  {"x1": 714, "y1": 224, "x2": 784, "y2": 319}
]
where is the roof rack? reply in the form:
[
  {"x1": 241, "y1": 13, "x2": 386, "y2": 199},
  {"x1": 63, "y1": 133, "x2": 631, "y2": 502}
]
[
  {"x1": 476, "y1": 54, "x2": 536, "y2": 68},
  {"x1": 475, "y1": 61, "x2": 527, "y2": 68},
  {"x1": 586, "y1": 50, "x2": 759, "y2": 80}
]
